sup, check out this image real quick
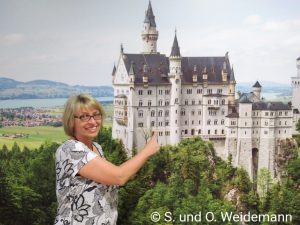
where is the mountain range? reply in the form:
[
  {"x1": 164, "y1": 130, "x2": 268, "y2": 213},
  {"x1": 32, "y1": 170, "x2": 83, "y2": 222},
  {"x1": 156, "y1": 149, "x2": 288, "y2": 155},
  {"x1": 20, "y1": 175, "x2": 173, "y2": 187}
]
[
  {"x1": 0, "y1": 77, "x2": 113, "y2": 100},
  {"x1": 0, "y1": 77, "x2": 292, "y2": 100}
]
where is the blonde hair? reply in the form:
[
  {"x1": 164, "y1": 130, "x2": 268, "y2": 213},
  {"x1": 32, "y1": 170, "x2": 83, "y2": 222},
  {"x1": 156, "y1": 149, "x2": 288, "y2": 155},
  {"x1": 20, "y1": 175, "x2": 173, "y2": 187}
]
[{"x1": 62, "y1": 94, "x2": 106, "y2": 137}]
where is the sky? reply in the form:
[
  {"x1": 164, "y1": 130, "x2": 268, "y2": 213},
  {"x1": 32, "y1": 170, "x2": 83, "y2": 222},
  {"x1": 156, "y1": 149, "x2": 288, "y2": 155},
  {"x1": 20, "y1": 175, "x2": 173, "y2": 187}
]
[{"x1": 0, "y1": 0, "x2": 300, "y2": 86}]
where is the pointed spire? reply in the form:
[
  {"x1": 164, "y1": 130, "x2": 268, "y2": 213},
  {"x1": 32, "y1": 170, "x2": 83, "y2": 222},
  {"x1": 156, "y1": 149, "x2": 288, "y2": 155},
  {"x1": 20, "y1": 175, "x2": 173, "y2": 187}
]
[
  {"x1": 144, "y1": 1, "x2": 156, "y2": 27},
  {"x1": 170, "y1": 31, "x2": 181, "y2": 57},
  {"x1": 230, "y1": 65, "x2": 236, "y2": 83},
  {"x1": 112, "y1": 64, "x2": 116, "y2": 76},
  {"x1": 253, "y1": 81, "x2": 262, "y2": 88},
  {"x1": 120, "y1": 43, "x2": 124, "y2": 54},
  {"x1": 129, "y1": 61, "x2": 135, "y2": 75}
]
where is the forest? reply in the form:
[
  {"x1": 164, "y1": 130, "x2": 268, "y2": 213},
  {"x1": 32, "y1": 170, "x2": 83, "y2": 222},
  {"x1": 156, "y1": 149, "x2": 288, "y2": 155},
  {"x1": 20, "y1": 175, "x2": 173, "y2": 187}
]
[{"x1": 0, "y1": 127, "x2": 299, "y2": 225}]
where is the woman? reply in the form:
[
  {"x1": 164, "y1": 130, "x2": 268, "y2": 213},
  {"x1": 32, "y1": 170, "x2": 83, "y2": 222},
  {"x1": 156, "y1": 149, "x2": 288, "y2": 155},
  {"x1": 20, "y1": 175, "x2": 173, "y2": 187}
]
[{"x1": 54, "y1": 94, "x2": 160, "y2": 225}]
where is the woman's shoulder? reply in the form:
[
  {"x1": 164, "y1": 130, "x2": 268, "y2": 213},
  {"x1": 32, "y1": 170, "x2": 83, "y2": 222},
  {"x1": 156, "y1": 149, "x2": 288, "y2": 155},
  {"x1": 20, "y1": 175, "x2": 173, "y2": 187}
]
[{"x1": 56, "y1": 139, "x2": 87, "y2": 154}]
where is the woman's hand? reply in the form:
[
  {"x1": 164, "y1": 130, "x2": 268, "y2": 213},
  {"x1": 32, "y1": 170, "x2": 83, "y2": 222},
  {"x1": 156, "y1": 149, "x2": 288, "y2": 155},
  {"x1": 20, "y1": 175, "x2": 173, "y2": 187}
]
[{"x1": 144, "y1": 131, "x2": 160, "y2": 156}]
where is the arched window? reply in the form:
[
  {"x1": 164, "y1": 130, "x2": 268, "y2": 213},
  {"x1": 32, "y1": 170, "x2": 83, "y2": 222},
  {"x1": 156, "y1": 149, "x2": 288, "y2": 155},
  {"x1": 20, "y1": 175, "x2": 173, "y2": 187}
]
[{"x1": 207, "y1": 119, "x2": 211, "y2": 125}]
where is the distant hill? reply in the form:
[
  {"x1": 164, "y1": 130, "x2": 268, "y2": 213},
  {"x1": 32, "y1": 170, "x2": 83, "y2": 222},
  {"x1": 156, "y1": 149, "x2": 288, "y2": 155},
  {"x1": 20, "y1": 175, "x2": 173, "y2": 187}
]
[
  {"x1": 237, "y1": 81, "x2": 292, "y2": 96},
  {"x1": 0, "y1": 77, "x2": 113, "y2": 100}
]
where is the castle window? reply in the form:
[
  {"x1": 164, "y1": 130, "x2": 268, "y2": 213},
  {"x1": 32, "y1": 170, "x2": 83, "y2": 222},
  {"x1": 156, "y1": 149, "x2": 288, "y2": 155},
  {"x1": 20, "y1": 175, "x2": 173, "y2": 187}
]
[
  {"x1": 148, "y1": 90, "x2": 152, "y2": 95},
  {"x1": 185, "y1": 100, "x2": 188, "y2": 105},
  {"x1": 175, "y1": 120, "x2": 177, "y2": 124},
  {"x1": 138, "y1": 110, "x2": 143, "y2": 118},
  {"x1": 207, "y1": 119, "x2": 211, "y2": 125},
  {"x1": 191, "y1": 110, "x2": 195, "y2": 116},
  {"x1": 285, "y1": 130, "x2": 286, "y2": 133},
  {"x1": 148, "y1": 100, "x2": 152, "y2": 106},
  {"x1": 265, "y1": 121, "x2": 268, "y2": 126},
  {"x1": 221, "y1": 109, "x2": 225, "y2": 115},
  {"x1": 138, "y1": 122, "x2": 143, "y2": 127},
  {"x1": 165, "y1": 131, "x2": 170, "y2": 136},
  {"x1": 151, "y1": 121, "x2": 155, "y2": 127},
  {"x1": 221, "y1": 99, "x2": 225, "y2": 105},
  {"x1": 165, "y1": 121, "x2": 169, "y2": 126},
  {"x1": 158, "y1": 122, "x2": 163, "y2": 126},
  {"x1": 139, "y1": 100, "x2": 143, "y2": 106},
  {"x1": 208, "y1": 100, "x2": 211, "y2": 105},
  {"x1": 245, "y1": 122, "x2": 247, "y2": 126},
  {"x1": 158, "y1": 99, "x2": 163, "y2": 106},
  {"x1": 265, "y1": 112, "x2": 269, "y2": 116},
  {"x1": 165, "y1": 100, "x2": 170, "y2": 106},
  {"x1": 151, "y1": 110, "x2": 155, "y2": 117},
  {"x1": 221, "y1": 119, "x2": 225, "y2": 125},
  {"x1": 199, "y1": 100, "x2": 202, "y2": 105},
  {"x1": 199, "y1": 120, "x2": 201, "y2": 125},
  {"x1": 245, "y1": 112, "x2": 247, "y2": 116},
  {"x1": 192, "y1": 120, "x2": 194, "y2": 125},
  {"x1": 215, "y1": 130, "x2": 217, "y2": 134},
  {"x1": 187, "y1": 89, "x2": 192, "y2": 94},
  {"x1": 138, "y1": 90, "x2": 143, "y2": 95},
  {"x1": 279, "y1": 121, "x2": 281, "y2": 125},
  {"x1": 279, "y1": 130, "x2": 281, "y2": 134},
  {"x1": 192, "y1": 100, "x2": 195, "y2": 105},
  {"x1": 207, "y1": 89, "x2": 212, "y2": 94},
  {"x1": 197, "y1": 89, "x2": 202, "y2": 94},
  {"x1": 214, "y1": 119, "x2": 218, "y2": 125},
  {"x1": 165, "y1": 110, "x2": 169, "y2": 117},
  {"x1": 222, "y1": 130, "x2": 224, "y2": 134},
  {"x1": 181, "y1": 110, "x2": 185, "y2": 116},
  {"x1": 165, "y1": 90, "x2": 170, "y2": 95},
  {"x1": 175, "y1": 98, "x2": 178, "y2": 104},
  {"x1": 159, "y1": 132, "x2": 163, "y2": 136},
  {"x1": 198, "y1": 110, "x2": 201, "y2": 115},
  {"x1": 198, "y1": 129, "x2": 201, "y2": 134},
  {"x1": 285, "y1": 121, "x2": 287, "y2": 125},
  {"x1": 285, "y1": 111, "x2": 288, "y2": 116},
  {"x1": 185, "y1": 129, "x2": 188, "y2": 134},
  {"x1": 208, "y1": 130, "x2": 210, "y2": 134},
  {"x1": 158, "y1": 110, "x2": 163, "y2": 117},
  {"x1": 245, "y1": 131, "x2": 247, "y2": 135},
  {"x1": 264, "y1": 131, "x2": 268, "y2": 135},
  {"x1": 185, "y1": 120, "x2": 188, "y2": 125},
  {"x1": 279, "y1": 111, "x2": 282, "y2": 116},
  {"x1": 159, "y1": 89, "x2": 163, "y2": 95},
  {"x1": 217, "y1": 89, "x2": 223, "y2": 94}
]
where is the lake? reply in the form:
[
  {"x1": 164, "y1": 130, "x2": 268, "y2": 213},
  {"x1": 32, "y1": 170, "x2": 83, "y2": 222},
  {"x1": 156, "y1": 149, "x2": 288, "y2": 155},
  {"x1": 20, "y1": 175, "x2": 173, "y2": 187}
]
[{"x1": 0, "y1": 96, "x2": 113, "y2": 109}]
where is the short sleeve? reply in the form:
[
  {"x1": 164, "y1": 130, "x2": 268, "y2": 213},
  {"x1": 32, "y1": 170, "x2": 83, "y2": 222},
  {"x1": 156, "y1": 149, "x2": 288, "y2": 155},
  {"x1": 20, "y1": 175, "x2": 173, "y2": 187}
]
[{"x1": 57, "y1": 140, "x2": 98, "y2": 178}]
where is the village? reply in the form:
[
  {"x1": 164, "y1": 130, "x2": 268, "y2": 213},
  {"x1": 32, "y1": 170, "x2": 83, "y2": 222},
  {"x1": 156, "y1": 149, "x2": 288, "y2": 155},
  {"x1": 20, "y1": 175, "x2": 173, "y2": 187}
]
[{"x1": 0, "y1": 107, "x2": 62, "y2": 128}]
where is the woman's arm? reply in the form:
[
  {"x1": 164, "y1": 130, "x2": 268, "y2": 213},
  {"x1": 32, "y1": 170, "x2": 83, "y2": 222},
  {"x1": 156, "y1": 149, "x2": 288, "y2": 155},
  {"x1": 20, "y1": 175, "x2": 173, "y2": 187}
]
[{"x1": 78, "y1": 132, "x2": 160, "y2": 185}]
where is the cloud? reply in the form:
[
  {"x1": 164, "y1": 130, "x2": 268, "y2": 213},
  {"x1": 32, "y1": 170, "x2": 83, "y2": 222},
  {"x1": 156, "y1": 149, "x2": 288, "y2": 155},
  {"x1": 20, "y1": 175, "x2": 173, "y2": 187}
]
[
  {"x1": 263, "y1": 19, "x2": 300, "y2": 31},
  {"x1": 243, "y1": 15, "x2": 263, "y2": 25},
  {"x1": 0, "y1": 33, "x2": 24, "y2": 46}
]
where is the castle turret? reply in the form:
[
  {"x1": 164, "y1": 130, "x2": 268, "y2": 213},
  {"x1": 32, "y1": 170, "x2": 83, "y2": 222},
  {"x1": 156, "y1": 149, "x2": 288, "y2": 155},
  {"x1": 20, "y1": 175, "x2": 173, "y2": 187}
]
[
  {"x1": 292, "y1": 57, "x2": 300, "y2": 111},
  {"x1": 141, "y1": 1, "x2": 159, "y2": 54},
  {"x1": 228, "y1": 66, "x2": 236, "y2": 108},
  {"x1": 252, "y1": 81, "x2": 262, "y2": 100},
  {"x1": 168, "y1": 32, "x2": 182, "y2": 145}
]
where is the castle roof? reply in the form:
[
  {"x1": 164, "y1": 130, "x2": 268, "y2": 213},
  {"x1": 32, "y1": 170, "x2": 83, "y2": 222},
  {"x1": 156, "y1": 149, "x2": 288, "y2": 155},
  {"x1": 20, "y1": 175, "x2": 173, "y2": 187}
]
[
  {"x1": 144, "y1": 1, "x2": 156, "y2": 27},
  {"x1": 239, "y1": 93, "x2": 252, "y2": 103},
  {"x1": 252, "y1": 101, "x2": 291, "y2": 111},
  {"x1": 121, "y1": 53, "x2": 233, "y2": 85},
  {"x1": 170, "y1": 33, "x2": 181, "y2": 57},
  {"x1": 226, "y1": 112, "x2": 239, "y2": 118},
  {"x1": 253, "y1": 81, "x2": 262, "y2": 88}
]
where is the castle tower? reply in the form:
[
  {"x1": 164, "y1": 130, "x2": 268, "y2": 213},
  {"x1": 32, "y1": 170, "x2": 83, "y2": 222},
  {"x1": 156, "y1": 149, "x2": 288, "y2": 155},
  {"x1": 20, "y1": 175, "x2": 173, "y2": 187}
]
[
  {"x1": 141, "y1": 1, "x2": 159, "y2": 54},
  {"x1": 168, "y1": 32, "x2": 182, "y2": 145},
  {"x1": 237, "y1": 95, "x2": 253, "y2": 179},
  {"x1": 252, "y1": 81, "x2": 262, "y2": 100},
  {"x1": 228, "y1": 65, "x2": 236, "y2": 109},
  {"x1": 292, "y1": 57, "x2": 300, "y2": 111}
]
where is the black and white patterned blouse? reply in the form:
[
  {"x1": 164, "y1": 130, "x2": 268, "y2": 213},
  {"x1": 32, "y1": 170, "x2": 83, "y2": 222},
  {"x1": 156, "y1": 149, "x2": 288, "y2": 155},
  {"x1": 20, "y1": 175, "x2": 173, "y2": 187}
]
[{"x1": 54, "y1": 140, "x2": 118, "y2": 225}]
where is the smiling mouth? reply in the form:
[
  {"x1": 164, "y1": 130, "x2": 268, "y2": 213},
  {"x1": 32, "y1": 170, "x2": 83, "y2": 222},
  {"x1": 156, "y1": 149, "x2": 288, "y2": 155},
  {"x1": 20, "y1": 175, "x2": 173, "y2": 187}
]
[{"x1": 86, "y1": 126, "x2": 98, "y2": 132}]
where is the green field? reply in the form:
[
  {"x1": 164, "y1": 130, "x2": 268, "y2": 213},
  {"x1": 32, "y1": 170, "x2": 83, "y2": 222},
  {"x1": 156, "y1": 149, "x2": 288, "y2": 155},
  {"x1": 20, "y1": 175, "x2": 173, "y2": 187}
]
[
  {"x1": 0, "y1": 126, "x2": 68, "y2": 149},
  {"x1": 0, "y1": 123, "x2": 112, "y2": 150}
]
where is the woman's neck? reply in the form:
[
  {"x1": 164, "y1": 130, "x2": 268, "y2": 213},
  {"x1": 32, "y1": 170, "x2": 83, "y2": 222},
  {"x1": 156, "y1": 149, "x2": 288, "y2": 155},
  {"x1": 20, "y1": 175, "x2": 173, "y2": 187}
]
[{"x1": 73, "y1": 136, "x2": 93, "y2": 150}]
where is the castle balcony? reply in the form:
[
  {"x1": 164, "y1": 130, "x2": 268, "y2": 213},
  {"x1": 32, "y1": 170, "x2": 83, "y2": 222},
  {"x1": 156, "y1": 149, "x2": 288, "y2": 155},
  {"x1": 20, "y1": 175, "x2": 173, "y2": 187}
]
[
  {"x1": 202, "y1": 134, "x2": 226, "y2": 140},
  {"x1": 208, "y1": 106, "x2": 220, "y2": 110},
  {"x1": 114, "y1": 94, "x2": 128, "y2": 126}
]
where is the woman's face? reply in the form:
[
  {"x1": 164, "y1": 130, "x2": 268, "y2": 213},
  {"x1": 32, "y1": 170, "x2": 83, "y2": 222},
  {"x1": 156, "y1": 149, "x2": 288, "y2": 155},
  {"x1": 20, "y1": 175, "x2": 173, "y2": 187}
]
[{"x1": 73, "y1": 107, "x2": 102, "y2": 141}]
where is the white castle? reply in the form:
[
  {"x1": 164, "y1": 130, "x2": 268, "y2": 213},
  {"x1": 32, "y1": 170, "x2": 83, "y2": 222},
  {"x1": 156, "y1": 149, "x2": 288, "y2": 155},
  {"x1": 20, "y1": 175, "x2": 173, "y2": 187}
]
[{"x1": 112, "y1": 2, "x2": 299, "y2": 181}]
